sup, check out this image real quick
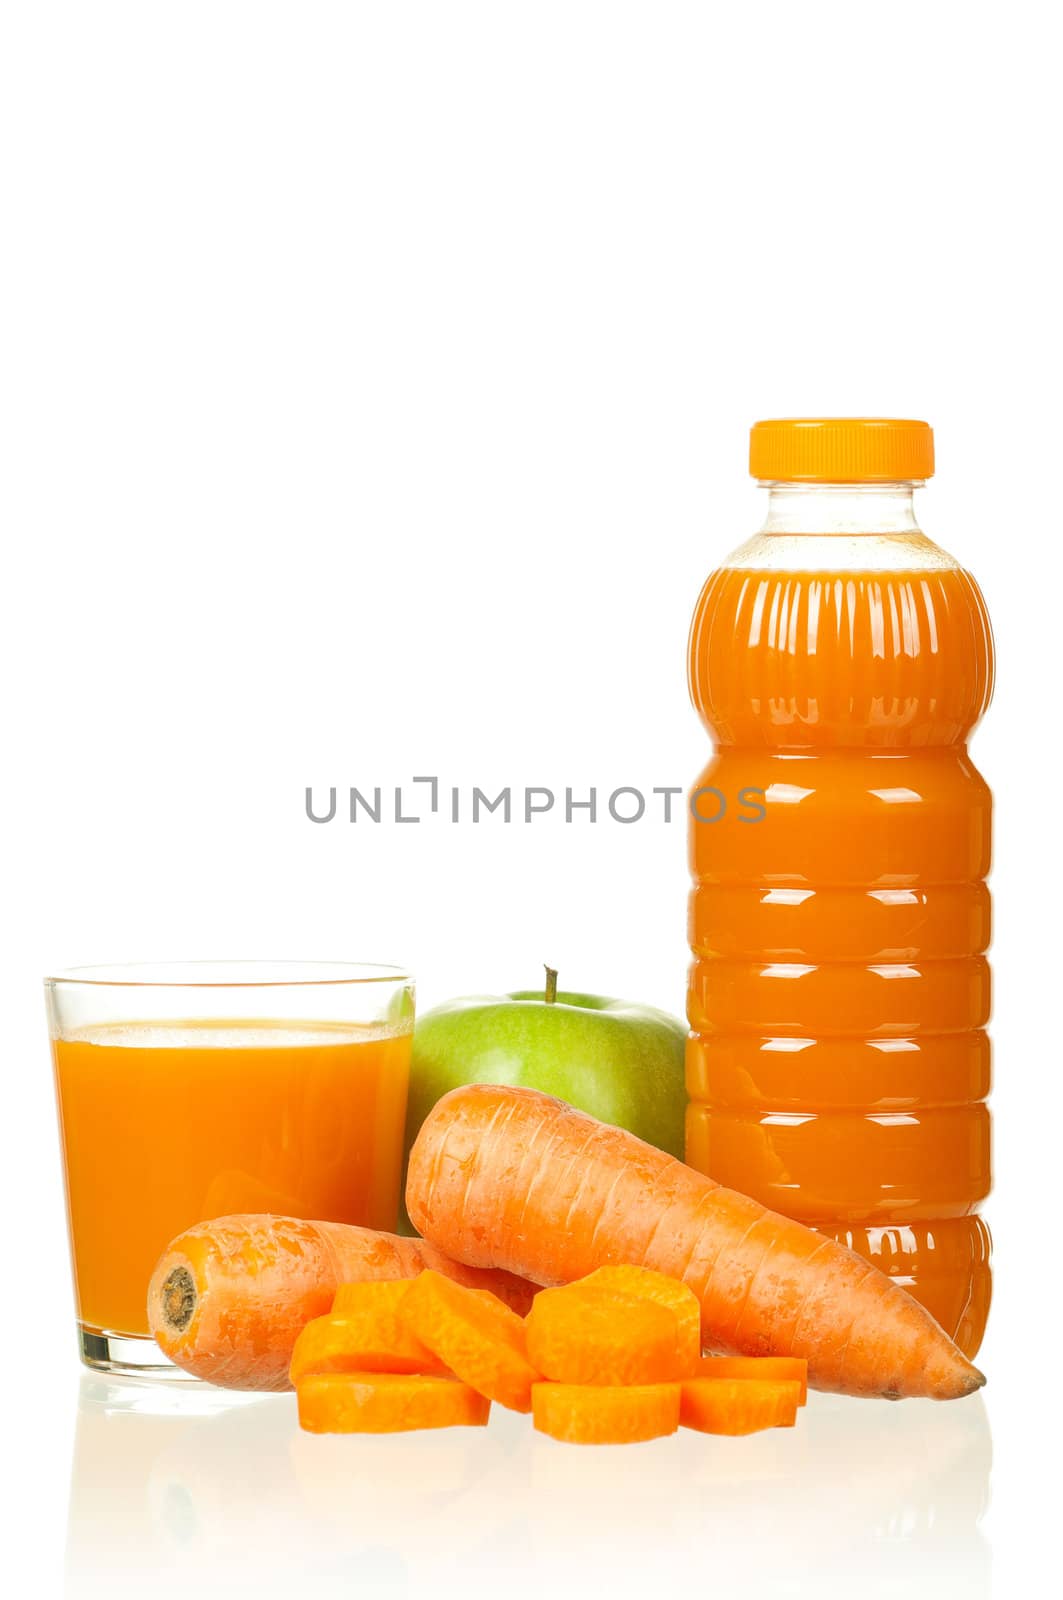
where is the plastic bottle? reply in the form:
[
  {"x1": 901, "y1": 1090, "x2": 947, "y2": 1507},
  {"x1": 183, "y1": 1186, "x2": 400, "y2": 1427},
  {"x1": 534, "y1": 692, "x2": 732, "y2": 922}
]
[{"x1": 686, "y1": 419, "x2": 993, "y2": 1356}]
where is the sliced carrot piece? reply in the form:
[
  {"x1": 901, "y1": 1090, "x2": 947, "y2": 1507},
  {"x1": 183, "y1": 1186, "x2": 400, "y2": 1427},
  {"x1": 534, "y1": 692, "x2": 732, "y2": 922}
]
[
  {"x1": 680, "y1": 1377, "x2": 801, "y2": 1435},
  {"x1": 692, "y1": 1354, "x2": 808, "y2": 1404},
  {"x1": 400, "y1": 1269, "x2": 540, "y2": 1412},
  {"x1": 532, "y1": 1382, "x2": 680, "y2": 1445},
  {"x1": 577, "y1": 1266, "x2": 701, "y2": 1374},
  {"x1": 320, "y1": 1279, "x2": 445, "y2": 1372},
  {"x1": 525, "y1": 1285, "x2": 686, "y2": 1385},
  {"x1": 297, "y1": 1371, "x2": 490, "y2": 1433},
  {"x1": 289, "y1": 1308, "x2": 446, "y2": 1385}
]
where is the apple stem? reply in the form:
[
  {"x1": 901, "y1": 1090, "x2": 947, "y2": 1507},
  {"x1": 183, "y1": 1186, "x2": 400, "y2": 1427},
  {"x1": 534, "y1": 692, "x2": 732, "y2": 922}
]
[{"x1": 544, "y1": 966, "x2": 558, "y2": 1004}]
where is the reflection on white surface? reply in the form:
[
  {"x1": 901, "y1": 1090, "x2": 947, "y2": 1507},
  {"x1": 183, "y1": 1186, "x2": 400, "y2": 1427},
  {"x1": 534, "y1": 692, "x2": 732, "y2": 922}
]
[{"x1": 66, "y1": 1376, "x2": 991, "y2": 1599}]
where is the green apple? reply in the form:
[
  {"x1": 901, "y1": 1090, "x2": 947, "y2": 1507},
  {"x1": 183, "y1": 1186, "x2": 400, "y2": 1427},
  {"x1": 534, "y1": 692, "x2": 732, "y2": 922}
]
[{"x1": 404, "y1": 971, "x2": 687, "y2": 1177}]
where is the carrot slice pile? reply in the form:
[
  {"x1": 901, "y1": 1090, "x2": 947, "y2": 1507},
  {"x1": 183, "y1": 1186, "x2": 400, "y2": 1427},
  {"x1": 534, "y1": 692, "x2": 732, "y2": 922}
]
[
  {"x1": 532, "y1": 1382, "x2": 680, "y2": 1445},
  {"x1": 400, "y1": 1268, "x2": 541, "y2": 1412},
  {"x1": 692, "y1": 1354, "x2": 808, "y2": 1404},
  {"x1": 297, "y1": 1372, "x2": 490, "y2": 1434},
  {"x1": 576, "y1": 1266, "x2": 702, "y2": 1372},
  {"x1": 525, "y1": 1285, "x2": 688, "y2": 1385},
  {"x1": 289, "y1": 1281, "x2": 448, "y2": 1384},
  {"x1": 680, "y1": 1377, "x2": 801, "y2": 1435},
  {"x1": 290, "y1": 1267, "x2": 808, "y2": 1443}
]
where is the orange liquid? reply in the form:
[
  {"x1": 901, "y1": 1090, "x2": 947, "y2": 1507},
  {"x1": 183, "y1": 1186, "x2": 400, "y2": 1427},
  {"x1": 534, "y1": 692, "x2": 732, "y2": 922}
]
[
  {"x1": 687, "y1": 562, "x2": 993, "y2": 1355},
  {"x1": 53, "y1": 1020, "x2": 411, "y2": 1336}
]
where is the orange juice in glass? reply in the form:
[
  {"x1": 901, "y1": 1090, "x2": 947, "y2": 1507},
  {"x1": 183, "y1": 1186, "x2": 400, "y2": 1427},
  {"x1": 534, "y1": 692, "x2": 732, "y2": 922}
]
[{"x1": 47, "y1": 962, "x2": 414, "y2": 1376}]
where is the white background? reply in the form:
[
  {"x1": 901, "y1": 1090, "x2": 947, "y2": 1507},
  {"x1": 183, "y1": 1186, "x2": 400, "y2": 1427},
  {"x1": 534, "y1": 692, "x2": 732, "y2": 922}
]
[{"x1": 2, "y1": 2, "x2": 1060, "y2": 1595}]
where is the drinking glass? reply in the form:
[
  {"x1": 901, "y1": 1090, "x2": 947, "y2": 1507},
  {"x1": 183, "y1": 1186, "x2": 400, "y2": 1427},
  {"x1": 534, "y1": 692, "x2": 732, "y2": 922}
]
[{"x1": 46, "y1": 961, "x2": 414, "y2": 1377}]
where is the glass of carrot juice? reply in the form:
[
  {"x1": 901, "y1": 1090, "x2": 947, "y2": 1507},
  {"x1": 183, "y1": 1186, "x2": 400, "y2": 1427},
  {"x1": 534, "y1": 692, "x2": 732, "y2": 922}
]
[{"x1": 46, "y1": 961, "x2": 414, "y2": 1377}]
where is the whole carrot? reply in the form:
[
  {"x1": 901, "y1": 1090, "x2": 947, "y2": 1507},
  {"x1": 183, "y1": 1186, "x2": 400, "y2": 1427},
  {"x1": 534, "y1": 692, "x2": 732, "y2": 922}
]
[
  {"x1": 148, "y1": 1214, "x2": 536, "y2": 1390},
  {"x1": 406, "y1": 1085, "x2": 986, "y2": 1401}
]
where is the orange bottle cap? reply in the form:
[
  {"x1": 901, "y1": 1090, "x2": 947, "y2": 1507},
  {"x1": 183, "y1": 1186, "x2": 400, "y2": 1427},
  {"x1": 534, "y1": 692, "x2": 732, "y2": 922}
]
[{"x1": 749, "y1": 418, "x2": 934, "y2": 483}]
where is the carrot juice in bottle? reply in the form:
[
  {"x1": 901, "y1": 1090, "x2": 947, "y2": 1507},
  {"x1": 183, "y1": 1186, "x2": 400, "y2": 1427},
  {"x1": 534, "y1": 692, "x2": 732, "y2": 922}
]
[{"x1": 686, "y1": 420, "x2": 993, "y2": 1356}]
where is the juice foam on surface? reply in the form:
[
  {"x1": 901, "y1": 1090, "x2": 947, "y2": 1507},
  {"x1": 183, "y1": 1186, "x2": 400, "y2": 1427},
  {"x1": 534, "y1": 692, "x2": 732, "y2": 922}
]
[{"x1": 59, "y1": 1019, "x2": 406, "y2": 1048}]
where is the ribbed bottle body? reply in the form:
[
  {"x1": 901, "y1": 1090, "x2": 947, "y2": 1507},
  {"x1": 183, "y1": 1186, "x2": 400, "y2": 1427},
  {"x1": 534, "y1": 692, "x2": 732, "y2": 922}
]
[{"x1": 687, "y1": 551, "x2": 994, "y2": 1355}]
